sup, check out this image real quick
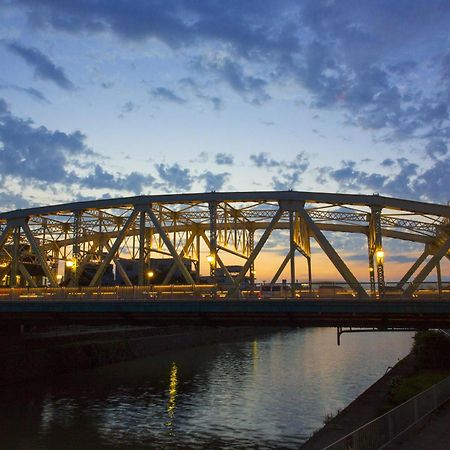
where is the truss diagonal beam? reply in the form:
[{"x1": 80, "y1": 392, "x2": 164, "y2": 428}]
[
  {"x1": 18, "y1": 263, "x2": 37, "y2": 288},
  {"x1": 270, "y1": 251, "x2": 291, "y2": 284},
  {"x1": 396, "y1": 249, "x2": 429, "y2": 289},
  {"x1": 403, "y1": 234, "x2": 450, "y2": 297},
  {"x1": 73, "y1": 240, "x2": 99, "y2": 285},
  {"x1": 145, "y1": 207, "x2": 195, "y2": 285},
  {"x1": 103, "y1": 242, "x2": 133, "y2": 287},
  {"x1": 297, "y1": 207, "x2": 368, "y2": 298},
  {"x1": 232, "y1": 208, "x2": 283, "y2": 288},
  {"x1": 89, "y1": 209, "x2": 139, "y2": 286},
  {"x1": 0, "y1": 223, "x2": 12, "y2": 250},
  {"x1": 163, "y1": 231, "x2": 197, "y2": 284},
  {"x1": 21, "y1": 220, "x2": 58, "y2": 287}
]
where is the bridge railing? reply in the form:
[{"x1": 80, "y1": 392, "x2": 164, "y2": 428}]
[
  {"x1": 323, "y1": 374, "x2": 450, "y2": 450},
  {"x1": 0, "y1": 281, "x2": 448, "y2": 301}
]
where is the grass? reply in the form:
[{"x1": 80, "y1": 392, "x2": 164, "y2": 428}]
[{"x1": 384, "y1": 369, "x2": 450, "y2": 411}]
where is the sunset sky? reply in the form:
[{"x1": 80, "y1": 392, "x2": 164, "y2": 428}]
[{"x1": 0, "y1": 1, "x2": 449, "y2": 281}]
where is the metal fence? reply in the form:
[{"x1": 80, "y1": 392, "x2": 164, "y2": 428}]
[
  {"x1": 324, "y1": 374, "x2": 450, "y2": 450},
  {"x1": 0, "y1": 281, "x2": 449, "y2": 301}
]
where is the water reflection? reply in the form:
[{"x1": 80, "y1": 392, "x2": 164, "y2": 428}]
[
  {"x1": 165, "y1": 362, "x2": 178, "y2": 429},
  {"x1": 0, "y1": 328, "x2": 413, "y2": 449}
]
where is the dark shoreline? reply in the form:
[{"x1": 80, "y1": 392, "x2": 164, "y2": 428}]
[{"x1": 0, "y1": 325, "x2": 284, "y2": 386}]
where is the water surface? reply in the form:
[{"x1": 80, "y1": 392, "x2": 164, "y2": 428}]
[{"x1": 0, "y1": 328, "x2": 413, "y2": 449}]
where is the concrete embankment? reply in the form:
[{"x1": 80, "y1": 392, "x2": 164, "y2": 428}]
[
  {"x1": 300, "y1": 353, "x2": 417, "y2": 450},
  {"x1": 0, "y1": 325, "x2": 282, "y2": 386}
]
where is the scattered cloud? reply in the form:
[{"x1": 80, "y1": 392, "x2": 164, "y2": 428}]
[
  {"x1": 199, "y1": 171, "x2": 230, "y2": 191},
  {"x1": 155, "y1": 162, "x2": 193, "y2": 190},
  {"x1": 0, "y1": 83, "x2": 50, "y2": 103},
  {"x1": 5, "y1": 41, "x2": 74, "y2": 90},
  {"x1": 150, "y1": 86, "x2": 186, "y2": 104},
  {"x1": 215, "y1": 153, "x2": 234, "y2": 165}
]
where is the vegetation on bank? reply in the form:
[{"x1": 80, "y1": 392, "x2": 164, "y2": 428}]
[{"x1": 384, "y1": 330, "x2": 450, "y2": 411}]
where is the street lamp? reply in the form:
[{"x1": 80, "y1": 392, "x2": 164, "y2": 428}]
[
  {"x1": 65, "y1": 259, "x2": 76, "y2": 269},
  {"x1": 375, "y1": 250, "x2": 384, "y2": 265},
  {"x1": 206, "y1": 254, "x2": 214, "y2": 264},
  {"x1": 147, "y1": 270, "x2": 154, "y2": 279}
]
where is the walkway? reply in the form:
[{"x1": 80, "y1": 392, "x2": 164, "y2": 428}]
[{"x1": 387, "y1": 401, "x2": 450, "y2": 450}]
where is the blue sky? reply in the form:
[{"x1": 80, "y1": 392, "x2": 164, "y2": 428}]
[{"x1": 0, "y1": 0, "x2": 449, "y2": 210}]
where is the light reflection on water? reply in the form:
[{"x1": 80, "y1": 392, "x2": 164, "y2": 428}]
[{"x1": 0, "y1": 328, "x2": 413, "y2": 449}]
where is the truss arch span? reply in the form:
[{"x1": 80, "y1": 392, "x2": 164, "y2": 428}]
[{"x1": 0, "y1": 191, "x2": 448, "y2": 297}]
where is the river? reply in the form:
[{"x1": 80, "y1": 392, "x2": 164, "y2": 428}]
[{"x1": 0, "y1": 328, "x2": 413, "y2": 449}]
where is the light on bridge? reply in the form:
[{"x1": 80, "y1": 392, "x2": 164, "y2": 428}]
[
  {"x1": 147, "y1": 270, "x2": 155, "y2": 279},
  {"x1": 206, "y1": 254, "x2": 215, "y2": 264},
  {"x1": 65, "y1": 259, "x2": 76, "y2": 269},
  {"x1": 375, "y1": 250, "x2": 384, "y2": 265}
]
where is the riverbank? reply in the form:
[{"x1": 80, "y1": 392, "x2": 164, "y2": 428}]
[
  {"x1": 0, "y1": 324, "x2": 283, "y2": 386},
  {"x1": 301, "y1": 331, "x2": 450, "y2": 449}
]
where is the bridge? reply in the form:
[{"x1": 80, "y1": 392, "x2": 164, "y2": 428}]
[
  {"x1": 0, "y1": 191, "x2": 449, "y2": 328},
  {"x1": 1, "y1": 191, "x2": 449, "y2": 294}
]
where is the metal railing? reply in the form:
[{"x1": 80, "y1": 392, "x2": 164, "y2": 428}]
[
  {"x1": 324, "y1": 374, "x2": 450, "y2": 450},
  {"x1": 0, "y1": 281, "x2": 448, "y2": 301}
]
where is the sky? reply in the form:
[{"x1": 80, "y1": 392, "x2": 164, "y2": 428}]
[{"x1": 0, "y1": 0, "x2": 449, "y2": 212}]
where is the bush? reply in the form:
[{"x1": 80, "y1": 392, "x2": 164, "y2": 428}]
[{"x1": 412, "y1": 331, "x2": 450, "y2": 370}]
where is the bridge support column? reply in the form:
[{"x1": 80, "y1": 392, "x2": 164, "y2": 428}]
[
  {"x1": 369, "y1": 207, "x2": 385, "y2": 296},
  {"x1": 249, "y1": 228, "x2": 255, "y2": 286},
  {"x1": 209, "y1": 201, "x2": 218, "y2": 285},
  {"x1": 437, "y1": 261, "x2": 442, "y2": 297},
  {"x1": 10, "y1": 226, "x2": 20, "y2": 287},
  {"x1": 289, "y1": 210, "x2": 296, "y2": 298},
  {"x1": 138, "y1": 209, "x2": 146, "y2": 286}
]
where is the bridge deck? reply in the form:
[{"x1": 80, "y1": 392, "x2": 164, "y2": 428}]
[{"x1": 1, "y1": 298, "x2": 449, "y2": 328}]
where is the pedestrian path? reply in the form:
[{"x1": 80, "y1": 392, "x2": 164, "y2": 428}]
[{"x1": 388, "y1": 401, "x2": 450, "y2": 450}]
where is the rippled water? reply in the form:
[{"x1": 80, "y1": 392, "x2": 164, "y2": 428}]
[{"x1": 0, "y1": 328, "x2": 413, "y2": 449}]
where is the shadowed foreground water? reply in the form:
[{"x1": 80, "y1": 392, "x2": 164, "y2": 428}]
[{"x1": 0, "y1": 328, "x2": 413, "y2": 449}]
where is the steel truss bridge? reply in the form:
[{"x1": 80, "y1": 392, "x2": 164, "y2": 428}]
[{"x1": 0, "y1": 191, "x2": 449, "y2": 301}]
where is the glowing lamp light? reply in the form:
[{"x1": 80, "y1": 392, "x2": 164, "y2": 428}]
[
  {"x1": 375, "y1": 250, "x2": 384, "y2": 264},
  {"x1": 56, "y1": 274, "x2": 63, "y2": 280},
  {"x1": 147, "y1": 270, "x2": 155, "y2": 278},
  {"x1": 65, "y1": 259, "x2": 75, "y2": 269},
  {"x1": 206, "y1": 255, "x2": 214, "y2": 264}
]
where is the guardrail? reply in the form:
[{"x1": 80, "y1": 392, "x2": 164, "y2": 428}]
[
  {"x1": 324, "y1": 374, "x2": 450, "y2": 450},
  {"x1": 0, "y1": 282, "x2": 449, "y2": 301}
]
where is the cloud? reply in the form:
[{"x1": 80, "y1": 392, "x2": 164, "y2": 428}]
[
  {"x1": 150, "y1": 87, "x2": 186, "y2": 104},
  {"x1": 193, "y1": 56, "x2": 270, "y2": 105},
  {"x1": 0, "y1": 83, "x2": 50, "y2": 103},
  {"x1": 5, "y1": 41, "x2": 74, "y2": 90},
  {"x1": 249, "y1": 152, "x2": 280, "y2": 168},
  {"x1": 155, "y1": 162, "x2": 193, "y2": 191},
  {"x1": 0, "y1": 98, "x2": 91, "y2": 183},
  {"x1": 80, "y1": 164, "x2": 154, "y2": 194},
  {"x1": 179, "y1": 77, "x2": 224, "y2": 110},
  {"x1": 0, "y1": 98, "x2": 156, "y2": 204},
  {"x1": 272, "y1": 171, "x2": 302, "y2": 191},
  {"x1": 199, "y1": 171, "x2": 230, "y2": 191},
  {"x1": 118, "y1": 100, "x2": 139, "y2": 118},
  {"x1": 215, "y1": 153, "x2": 234, "y2": 165},
  {"x1": 322, "y1": 157, "x2": 450, "y2": 203},
  {"x1": 425, "y1": 139, "x2": 448, "y2": 160}
]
